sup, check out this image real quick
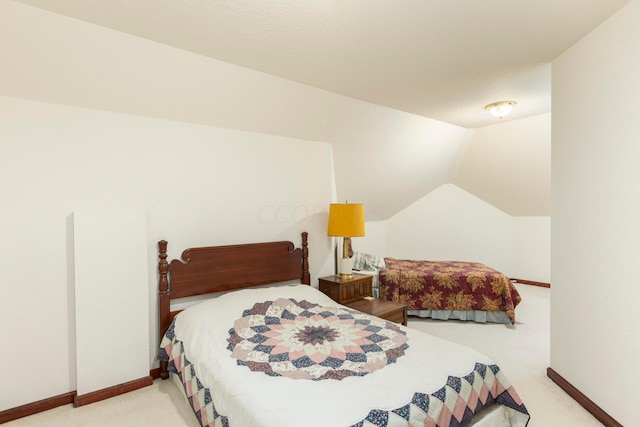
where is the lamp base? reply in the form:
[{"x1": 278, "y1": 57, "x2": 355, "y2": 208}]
[{"x1": 338, "y1": 257, "x2": 353, "y2": 280}]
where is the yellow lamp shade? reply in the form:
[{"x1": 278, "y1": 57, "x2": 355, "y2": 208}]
[{"x1": 327, "y1": 203, "x2": 365, "y2": 237}]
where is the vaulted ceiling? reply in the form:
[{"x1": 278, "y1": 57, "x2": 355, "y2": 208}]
[
  {"x1": 14, "y1": 0, "x2": 628, "y2": 128},
  {"x1": 9, "y1": 0, "x2": 629, "y2": 217}
]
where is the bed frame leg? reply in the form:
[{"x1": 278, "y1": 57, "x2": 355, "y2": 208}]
[{"x1": 160, "y1": 360, "x2": 169, "y2": 380}]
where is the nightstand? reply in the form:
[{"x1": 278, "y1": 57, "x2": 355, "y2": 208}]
[
  {"x1": 318, "y1": 273, "x2": 373, "y2": 304},
  {"x1": 346, "y1": 299, "x2": 408, "y2": 326}
]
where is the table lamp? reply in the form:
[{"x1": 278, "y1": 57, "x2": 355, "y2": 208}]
[{"x1": 327, "y1": 203, "x2": 365, "y2": 279}]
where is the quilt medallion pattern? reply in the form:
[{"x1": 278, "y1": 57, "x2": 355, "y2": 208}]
[
  {"x1": 227, "y1": 298, "x2": 409, "y2": 380},
  {"x1": 160, "y1": 317, "x2": 529, "y2": 427},
  {"x1": 380, "y1": 259, "x2": 522, "y2": 324},
  {"x1": 351, "y1": 362, "x2": 529, "y2": 427}
]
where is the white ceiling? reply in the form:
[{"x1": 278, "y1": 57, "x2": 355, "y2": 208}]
[{"x1": 13, "y1": 0, "x2": 630, "y2": 128}]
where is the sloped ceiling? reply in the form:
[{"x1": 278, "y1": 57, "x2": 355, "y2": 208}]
[
  {"x1": 13, "y1": 0, "x2": 628, "y2": 128},
  {"x1": 453, "y1": 114, "x2": 551, "y2": 216},
  {"x1": 8, "y1": 1, "x2": 627, "y2": 217}
]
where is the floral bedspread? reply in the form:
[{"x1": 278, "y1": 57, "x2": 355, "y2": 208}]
[{"x1": 379, "y1": 259, "x2": 522, "y2": 324}]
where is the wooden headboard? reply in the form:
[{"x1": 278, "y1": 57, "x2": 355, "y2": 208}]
[{"x1": 157, "y1": 232, "x2": 309, "y2": 377}]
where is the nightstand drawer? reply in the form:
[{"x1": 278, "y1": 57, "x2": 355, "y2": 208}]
[
  {"x1": 339, "y1": 280, "x2": 371, "y2": 303},
  {"x1": 319, "y1": 273, "x2": 373, "y2": 304}
]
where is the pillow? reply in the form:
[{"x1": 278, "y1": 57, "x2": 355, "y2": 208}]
[
  {"x1": 382, "y1": 257, "x2": 399, "y2": 269},
  {"x1": 382, "y1": 257, "x2": 431, "y2": 270},
  {"x1": 352, "y1": 252, "x2": 386, "y2": 271}
]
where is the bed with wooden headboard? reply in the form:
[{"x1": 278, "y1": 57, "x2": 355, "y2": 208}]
[
  {"x1": 157, "y1": 232, "x2": 309, "y2": 379},
  {"x1": 156, "y1": 231, "x2": 529, "y2": 427}
]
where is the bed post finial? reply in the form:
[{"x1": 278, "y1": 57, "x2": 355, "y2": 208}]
[{"x1": 301, "y1": 232, "x2": 310, "y2": 285}]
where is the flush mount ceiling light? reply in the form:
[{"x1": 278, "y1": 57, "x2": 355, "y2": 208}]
[{"x1": 485, "y1": 101, "x2": 517, "y2": 119}]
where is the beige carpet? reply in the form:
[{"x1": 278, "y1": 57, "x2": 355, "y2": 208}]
[
  {"x1": 7, "y1": 284, "x2": 601, "y2": 426},
  {"x1": 407, "y1": 283, "x2": 602, "y2": 426}
]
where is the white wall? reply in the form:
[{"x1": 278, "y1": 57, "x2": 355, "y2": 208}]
[
  {"x1": 0, "y1": 96, "x2": 334, "y2": 411},
  {"x1": 354, "y1": 200, "x2": 550, "y2": 284},
  {"x1": 551, "y1": 0, "x2": 640, "y2": 424},
  {"x1": 454, "y1": 114, "x2": 551, "y2": 216},
  {"x1": 354, "y1": 221, "x2": 388, "y2": 257},
  {"x1": 0, "y1": 0, "x2": 468, "y2": 222},
  {"x1": 353, "y1": 113, "x2": 553, "y2": 282},
  {"x1": 73, "y1": 209, "x2": 149, "y2": 397},
  {"x1": 512, "y1": 217, "x2": 551, "y2": 283},
  {"x1": 386, "y1": 184, "x2": 513, "y2": 275}
]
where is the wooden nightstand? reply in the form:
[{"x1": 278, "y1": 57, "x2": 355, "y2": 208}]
[
  {"x1": 318, "y1": 273, "x2": 373, "y2": 304},
  {"x1": 346, "y1": 299, "x2": 408, "y2": 326}
]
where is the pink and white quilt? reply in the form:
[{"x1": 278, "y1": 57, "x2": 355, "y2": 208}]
[{"x1": 159, "y1": 285, "x2": 529, "y2": 426}]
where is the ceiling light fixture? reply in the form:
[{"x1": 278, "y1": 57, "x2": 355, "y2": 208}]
[{"x1": 485, "y1": 101, "x2": 517, "y2": 119}]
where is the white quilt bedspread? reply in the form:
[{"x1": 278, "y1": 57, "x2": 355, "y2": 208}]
[{"x1": 164, "y1": 284, "x2": 529, "y2": 427}]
